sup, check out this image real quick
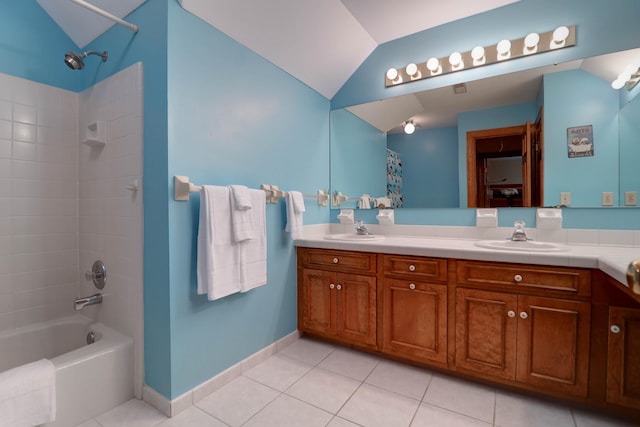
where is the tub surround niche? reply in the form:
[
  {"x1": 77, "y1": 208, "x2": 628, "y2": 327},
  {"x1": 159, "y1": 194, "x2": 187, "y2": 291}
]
[{"x1": 294, "y1": 229, "x2": 640, "y2": 421}]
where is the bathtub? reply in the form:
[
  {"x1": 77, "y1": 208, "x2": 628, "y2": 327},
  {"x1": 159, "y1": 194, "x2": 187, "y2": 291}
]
[{"x1": 0, "y1": 315, "x2": 133, "y2": 427}]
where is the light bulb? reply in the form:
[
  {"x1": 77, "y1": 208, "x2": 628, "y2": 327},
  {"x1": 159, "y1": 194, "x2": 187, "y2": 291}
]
[
  {"x1": 404, "y1": 122, "x2": 415, "y2": 135},
  {"x1": 553, "y1": 26, "x2": 570, "y2": 43},
  {"x1": 524, "y1": 32, "x2": 540, "y2": 48},
  {"x1": 426, "y1": 57, "x2": 440, "y2": 73},
  {"x1": 471, "y1": 46, "x2": 485, "y2": 60},
  {"x1": 497, "y1": 39, "x2": 511, "y2": 56},
  {"x1": 619, "y1": 71, "x2": 632, "y2": 83},
  {"x1": 624, "y1": 64, "x2": 638, "y2": 75},
  {"x1": 611, "y1": 78, "x2": 626, "y2": 90},
  {"x1": 386, "y1": 68, "x2": 398, "y2": 81},
  {"x1": 449, "y1": 52, "x2": 462, "y2": 66},
  {"x1": 406, "y1": 63, "x2": 418, "y2": 77}
]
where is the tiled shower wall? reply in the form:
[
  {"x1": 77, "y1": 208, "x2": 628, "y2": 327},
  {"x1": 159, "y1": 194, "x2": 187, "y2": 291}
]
[
  {"x1": 0, "y1": 63, "x2": 144, "y2": 397},
  {"x1": 78, "y1": 63, "x2": 144, "y2": 397},
  {"x1": 0, "y1": 72, "x2": 79, "y2": 331}
]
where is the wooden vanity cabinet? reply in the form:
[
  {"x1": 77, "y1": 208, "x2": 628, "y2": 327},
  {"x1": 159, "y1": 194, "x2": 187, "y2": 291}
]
[
  {"x1": 380, "y1": 255, "x2": 448, "y2": 365},
  {"x1": 455, "y1": 261, "x2": 591, "y2": 397},
  {"x1": 607, "y1": 306, "x2": 640, "y2": 408},
  {"x1": 297, "y1": 248, "x2": 377, "y2": 347}
]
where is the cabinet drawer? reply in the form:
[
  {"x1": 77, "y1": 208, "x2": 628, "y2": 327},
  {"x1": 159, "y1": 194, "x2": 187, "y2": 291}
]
[
  {"x1": 299, "y1": 248, "x2": 376, "y2": 273},
  {"x1": 383, "y1": 255, "x2": 447, "y2": 283},
  {"x1": 457, "y1": 261, "x2": 590, "y2": 297}
]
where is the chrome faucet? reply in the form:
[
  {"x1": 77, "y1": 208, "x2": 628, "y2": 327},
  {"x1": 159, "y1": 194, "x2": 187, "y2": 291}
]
[
  {"x1": 511, "y1": 220, "x2": 528, "y2": 241},
  {"x1": 355, "y1": 220, "x2": 371, "y2": 235},
  {"x1": 74, "y1": 293, "x2": 103, "y2": 311}
]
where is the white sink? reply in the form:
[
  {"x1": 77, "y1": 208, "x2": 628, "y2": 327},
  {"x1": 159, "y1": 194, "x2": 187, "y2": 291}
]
[
  {"x1": 323, "y1": 233, "x2": 385, "y2": 242},
  {"x1": 473, "y1": 240, "x2": 569, "y2": 252}
]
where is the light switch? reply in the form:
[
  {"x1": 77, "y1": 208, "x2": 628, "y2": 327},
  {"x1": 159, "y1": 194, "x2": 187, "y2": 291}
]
[
  {"x1": 602, "y1": 192, "x2": 614, "y2": 206},
  {"x1": 625, "y1": 191, "x2": 638, "y2": 206},
  {"x1": 560, "y1": 192, "x2": 571, "y2": 206}
]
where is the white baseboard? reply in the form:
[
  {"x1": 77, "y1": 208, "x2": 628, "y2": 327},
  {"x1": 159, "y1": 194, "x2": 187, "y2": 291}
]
[{"x1": 143, "y1": 330, "x2": 300, "y2": 417}]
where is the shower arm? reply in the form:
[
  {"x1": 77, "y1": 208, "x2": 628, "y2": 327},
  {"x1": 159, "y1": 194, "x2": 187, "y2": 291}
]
[{"x1": 70, "y1": 0, "x2": 139, "y2": 33}]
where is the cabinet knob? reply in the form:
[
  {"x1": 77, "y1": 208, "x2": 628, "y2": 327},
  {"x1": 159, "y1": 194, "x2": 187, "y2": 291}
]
[
  {"x1": 508, "y1": 310, "x2": 516, "y2": 318},
  {"x1": 409, "y1": 283, "x2": 416, "y2": 290},
  {"x1": 611, "y1": 325, "x2": 621, "y2": 334},
  {"x1": 329, "y1": 283, "x2": 335, "y2": 289},
  {"x1": 336, "y1": 284, "x2": 342, "y2": 290},
  {"x1": 409, "y1": 264, "x2": 416, "y2": 272},
  {"x1": 520, "y1": 311, "x2": 528, "y2": 319},
  {"x1": 514, "y1": 274, "x2": 523, "y2": 282},
  {"x1": 333, "y1": 257, "x2": 339, "y2": 264}
]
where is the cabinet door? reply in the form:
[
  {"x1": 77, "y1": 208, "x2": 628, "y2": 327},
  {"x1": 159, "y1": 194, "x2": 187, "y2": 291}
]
[
  {"x1": 300, "y1": 268, "x2": 335, "y2": 336},
  {"x1": 382, "y1": 279, "x2": 447, "y2": 364},
  {"x1": 607, "y1": 306, "x2": 640, "y2": 408},
  {"x1": 455, "y1": 288, "x2": 517, "y2": 380},
  {"x1": 336, "y1": 273, "x2": 377, "y2": 346},
  {"x1": 516, "y1": 296, "x2": 590, "y2": 397}
]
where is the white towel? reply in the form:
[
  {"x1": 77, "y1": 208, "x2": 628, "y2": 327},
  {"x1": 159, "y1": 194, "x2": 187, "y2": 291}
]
[
  {"x1": 229, "y1": 185, "x2": 256, "y2": 242},
  {"x1": 197, "y1": 185, "x2": 242, "y2": 300},
  {"x1": 374, "y1": 197, "x2": 391, "y2": 209},
  {"x1": 358, "y1": 194, "x2": 371, "y2": 209},
  {"x1": 239, "y1": 189, "x2": 267, "y2": 293},
  {"x1": 0, "y1": 359, "x2": 56, "y2": 427},
  {"x1": 285, "y1": 191, "x2": 305, "y2": 240}
]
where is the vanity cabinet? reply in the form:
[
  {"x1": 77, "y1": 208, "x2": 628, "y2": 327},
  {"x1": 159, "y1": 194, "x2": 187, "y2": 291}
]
[
  {"x1": 297, "y1": 248, "x2": 377, "y2": 347},
  {"x1": 381, "y1": 255, "x2": 448, "y2": 365},
  {"x1": 606, "y1": 306, "x2": 640, "y2": 408}
]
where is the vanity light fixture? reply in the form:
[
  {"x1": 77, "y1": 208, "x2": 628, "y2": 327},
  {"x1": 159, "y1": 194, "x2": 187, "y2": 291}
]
[
  {"x1": 611, "y1": 64, "x2": 640, "y2": 91},
  {"x1": 384, "y1": 25, "x2": 576, "y2": 87},
  {"x1": 403, "y1": 120, "x2": 416, "y2": 135}
]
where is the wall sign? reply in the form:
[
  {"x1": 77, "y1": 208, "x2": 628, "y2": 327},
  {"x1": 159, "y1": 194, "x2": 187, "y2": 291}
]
[{"x1": 567, "y1": 125, "x2": 594, "y2": 158}]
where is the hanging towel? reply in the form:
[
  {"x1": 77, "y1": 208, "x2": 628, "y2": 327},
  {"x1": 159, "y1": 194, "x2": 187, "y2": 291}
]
[
  {"x1": 285, "y1": 191, "x2": 306, "y2": 240},
  {"x1": 0, "y1": 358, "x2": 56, "y2": 427},
  {"x1": 358, "y1": 194, "x2": 371, "y2": 209},
  {"x1": 229, "y1": 185, "x2": 256, "y2": 242},
  {"x1": 239, "y1": 188, "x2": 267, "y2": 293},
  {"x1": 197, "y1": 185, "x2": 242, "y2": 300}
]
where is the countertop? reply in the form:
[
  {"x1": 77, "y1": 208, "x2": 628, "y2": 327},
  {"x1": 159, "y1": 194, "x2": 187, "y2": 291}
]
[{"x1": 295, "y1": 234, "x2": 640, "y2": 292}]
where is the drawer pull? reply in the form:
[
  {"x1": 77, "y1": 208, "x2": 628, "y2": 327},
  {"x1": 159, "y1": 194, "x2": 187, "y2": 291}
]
[
  {"x1": 329, "y1": 283, "x2": 335, "y2": 289},
  {"x1": 520, "y1": 311, "x2": 528, "y2": 319},
  {"x1": 409, "y1": 264, "x2": 416, "y2": 272},
  {"x1": 611, "y1": 325, "x2": 621, "y2": 334},
  {"x1": 514, "y1": 274, "x2": 523, "y2": 283},
  {"x1": 336, "y1": 284, "x2": 342, "y2": 290},
  {"x1": 508, "y1": 310, "x2": 516, "y2": 318},
  {"x1": 333, "y1": 257, "x2": 339, "y2": 264},
  {"x1": 409, "y1": 283, "x2": 416, "y2": 290}
]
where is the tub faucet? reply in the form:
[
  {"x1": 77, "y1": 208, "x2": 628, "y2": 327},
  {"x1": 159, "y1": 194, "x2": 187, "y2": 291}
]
[
  {"x1": 74, "y1": 293, "x2": 103, "y2": 311},
  {"x1": 511, "y1": 220, "x2": 528, "y2": 241}
]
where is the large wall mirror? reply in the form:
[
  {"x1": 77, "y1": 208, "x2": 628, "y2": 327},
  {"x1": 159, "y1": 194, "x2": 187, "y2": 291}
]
[{"x1": 330, "y1": 48, "x2": 640, "y2": 209}]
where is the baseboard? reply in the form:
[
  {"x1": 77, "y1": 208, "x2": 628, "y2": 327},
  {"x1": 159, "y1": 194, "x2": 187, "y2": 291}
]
[{"x1": 143, "y1": 330, "x2": 300, "y2": 417}]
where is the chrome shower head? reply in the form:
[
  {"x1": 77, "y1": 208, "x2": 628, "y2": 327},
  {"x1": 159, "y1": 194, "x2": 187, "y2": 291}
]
[{"x1": 64, "y1": 50, "x2": 108, "y2": 70}]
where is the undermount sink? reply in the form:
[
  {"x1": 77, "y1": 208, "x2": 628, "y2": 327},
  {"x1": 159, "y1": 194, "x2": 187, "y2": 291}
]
[
  {"x1": 473, "y1": 240, "x2": 569, "y2": 252},
  {"x1": 324, "y1": 233, "x2": 385, "y2": 242}
]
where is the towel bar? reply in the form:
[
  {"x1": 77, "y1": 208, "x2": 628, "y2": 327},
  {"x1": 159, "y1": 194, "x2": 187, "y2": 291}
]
[{"x1": 173, "y1": 176, "x2": 329, "y2": 206}]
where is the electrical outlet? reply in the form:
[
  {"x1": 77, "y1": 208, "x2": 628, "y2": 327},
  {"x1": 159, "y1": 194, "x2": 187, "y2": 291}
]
[
  {"x1": 560, "y1": 192, "x2": 571, "y2": 206},
  {"x1": 602, "y1": 192, "x2": 614, "y2": 206},
  {"x1": 625, "y1": 191, "x2": 638, "y2": 206}
]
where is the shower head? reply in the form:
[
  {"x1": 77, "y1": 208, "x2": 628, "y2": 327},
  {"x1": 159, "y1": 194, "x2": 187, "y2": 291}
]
[{"x1": 64, "y1": 50, "x2": 108, "y2": 70}]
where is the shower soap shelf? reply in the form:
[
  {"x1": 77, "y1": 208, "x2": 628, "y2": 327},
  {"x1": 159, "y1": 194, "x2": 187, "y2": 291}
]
[{"x1": 82, "y1": 121, "x2": 106, "y2": 147}]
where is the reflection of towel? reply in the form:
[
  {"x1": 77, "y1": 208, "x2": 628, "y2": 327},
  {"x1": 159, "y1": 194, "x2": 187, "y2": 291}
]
[
  {"x1": 358, "y1": 194, "x2": 371, "y2": 209},
  {"x1": 285, "y1": 191, "x2": 305, "y2": 240},
  {"x1": 229, "y1": 185, "x2": 255, "y2": 242},
  {"x1": 0, "y1": 359, "x2": 56, "y2": 427},
  {"x1": 374, "y1": 197, "x2": 391, "y2": 209},
  {"x1": 239, "y1": 189, "x2": 267, "y2": 292},
  {"x1": 197, "y1": 185, "x2": 242, "y2": 300}
]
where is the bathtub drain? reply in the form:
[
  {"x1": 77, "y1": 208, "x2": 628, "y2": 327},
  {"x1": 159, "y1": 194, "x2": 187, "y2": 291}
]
[{"x1": 87, "y1": 331, "x2": 95, "y2": 345}]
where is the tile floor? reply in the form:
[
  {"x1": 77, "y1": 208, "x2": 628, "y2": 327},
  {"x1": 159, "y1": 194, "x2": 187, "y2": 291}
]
[{"x1": 78, "y1": 337, "x2": 636, "y2": 427}]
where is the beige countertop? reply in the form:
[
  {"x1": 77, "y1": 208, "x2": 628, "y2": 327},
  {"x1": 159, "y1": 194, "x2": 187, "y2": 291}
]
[{"x1": 295, "y1": 234, "x2": 640, "y2": 291}]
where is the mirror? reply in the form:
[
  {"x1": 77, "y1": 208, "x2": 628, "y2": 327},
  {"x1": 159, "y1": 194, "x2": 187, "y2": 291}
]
[{"x1": 330, "y1": 48, "x2": 640, "y2": 208}]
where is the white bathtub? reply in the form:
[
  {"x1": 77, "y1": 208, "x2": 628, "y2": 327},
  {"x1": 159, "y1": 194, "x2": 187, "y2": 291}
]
[{"x1": 0, "y1": 315, "x2": 133, "y2": 427}]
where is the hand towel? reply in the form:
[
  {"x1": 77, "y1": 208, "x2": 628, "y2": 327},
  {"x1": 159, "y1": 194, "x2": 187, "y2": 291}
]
[
  {"x1": 358, "y1": 194, "x2": 371, "y2": 209},
  {"x1": 0, "y1": 358, "x2": 56, "y2": 427},
  {"x1": 374, "y1": 197, "x2": 391, "y2": 209},
  {"x1": 285, "y1": 191, "x2": 305, "y2": 240},
  {"x1": 239, "y1": 188, "x2": 267, "y2": 292},
  {"x1": 197, "y1": 185, "x2": 242, "y2": 300},
  {"x1": 229, "y1": 185, "x2": 256, "y2": 242}
]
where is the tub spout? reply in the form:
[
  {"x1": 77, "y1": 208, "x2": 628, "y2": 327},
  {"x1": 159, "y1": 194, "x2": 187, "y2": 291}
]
[{"x1": 74, "y1": 293, "x2": 102, "y2": 311}]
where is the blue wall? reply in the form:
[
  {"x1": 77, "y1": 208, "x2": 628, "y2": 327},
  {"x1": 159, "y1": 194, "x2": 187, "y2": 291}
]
[
  {"x1": 387, "y1": 127, "x2": 458, "y2": 208},
  {"x1": 166, "y1": 2, "x2": 329, "y2": 397},
  {"x1": 330, "y1": 109, "x2": 386, "y2": 208},
  {"x1": 544, "y1": 69, "x2": 619, "y2": 206}
]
